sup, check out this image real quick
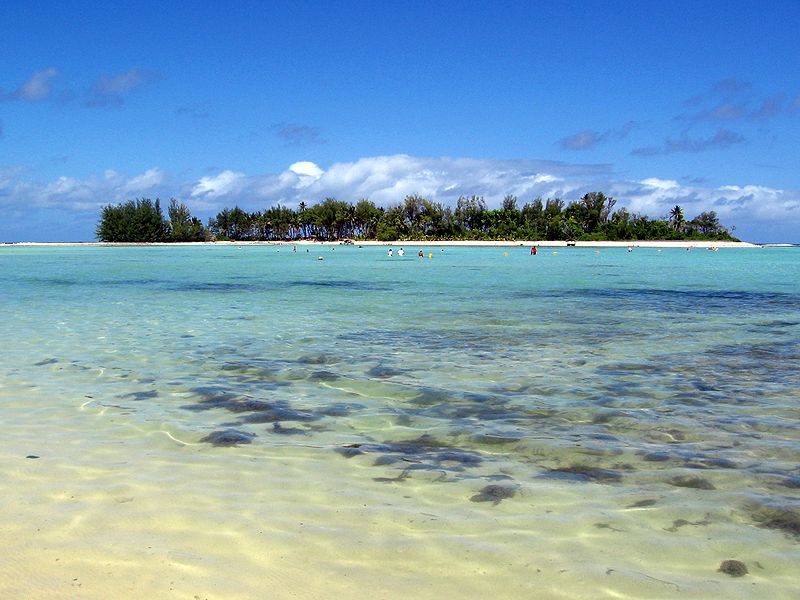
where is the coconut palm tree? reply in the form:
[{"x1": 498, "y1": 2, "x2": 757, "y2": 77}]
[{"x1": 669, "y1": 205, "x2": 685, "y2": 231}]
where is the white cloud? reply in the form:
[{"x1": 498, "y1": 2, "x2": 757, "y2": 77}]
[
  {"x1": 190, "y1": 170, "x2": 247, "y2": 198},
  {"x1": 0, "y1": 167, "x2": 172, "y2": 211},
  {"x1": 124, "y1": 168, "x2": 166, "y2": 193},
  {"x1": 1, "y1": 155, "x2": 799, "y2": 242},
  {"x1": 86, "y1": 68, "x2": 160, "y2": 107},
  {"x1": 640, "y1": 178, "x2": 679, "y2": 190},
  {"x1": 614, "y1": 178, "x2": 800, "y2": 227},
  {"x1": 289, "y1": 161, "x2": 324, "y2": 179},
  {"x1": 7, "y1": 68, "x2": 59, "y2": 102},
  {"x1": 44, "y1": 176, "x2": 87, "y2": 196}
]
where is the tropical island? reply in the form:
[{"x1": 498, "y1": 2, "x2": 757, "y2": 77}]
[{"x1": 96, "y1": 192, "x2": 738, "y2": 244}]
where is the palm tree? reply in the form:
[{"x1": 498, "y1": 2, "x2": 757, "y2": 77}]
[{"x1": 669, "y1": 205, "x2": 685, "y2": 231}]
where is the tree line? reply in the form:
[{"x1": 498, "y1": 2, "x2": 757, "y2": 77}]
[{"x1": 96, "y1": 192, "x2": 737, "y2": 243}]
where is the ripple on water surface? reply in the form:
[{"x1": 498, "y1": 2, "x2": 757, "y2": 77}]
[{"x1": 1, "y1": 245, "x2": 799, "y2": 599}]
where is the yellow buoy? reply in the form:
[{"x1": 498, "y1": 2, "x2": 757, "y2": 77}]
[{"x1": 428, "y1": 253, "x2": 433, "y2": 258}]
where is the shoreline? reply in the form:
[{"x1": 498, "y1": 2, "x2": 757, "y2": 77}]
[{"x1": 1, "y1": 239, "x2": 765, "y2": 248}]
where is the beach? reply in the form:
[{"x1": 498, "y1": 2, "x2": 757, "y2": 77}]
[
  {"x1": 1, "y1": 244, "x2": 797, "y2": 599},
  {"x1": 2, "y1": 239, "x2": 762, "y2": 248}
]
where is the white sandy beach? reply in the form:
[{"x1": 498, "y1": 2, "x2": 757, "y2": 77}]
[{"x1": 2, "y1": 239, "x2": 762, "y2": 248}]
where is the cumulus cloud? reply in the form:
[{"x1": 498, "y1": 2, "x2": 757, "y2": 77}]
[
  {"x1": 190, "y1": 170, "x2": 247, "y2": 198},
  {"x1": 180, "y1": 155, "x2": 800, "y2": 241},
  {"x1": 172, "y1": 155, "x2": 612, "y2": 217},
  {"x1": 615, "y1": 178, "x2": 799, "y2": 227},
  {"x1": 2, "y1": 155, "x2": 799, "y2": 242},
  {"x1": 558, "y1": 122, "x2": 637, "y2": 150},
  {"x1": 289, "y1": 161, "x2": 323, "y2": 178},
  {"x1": 0, "y1": 167, "x2": 171, "y2": 212},
  {"x1": 86, "y1": 68, "x2": 160, "y2": 107},
  {"x1": 99, "y1": 168, "x2": 167, "y2": 196},
  {"x1": 1, "y1": 68, "x2": 59, "y2": 102}
]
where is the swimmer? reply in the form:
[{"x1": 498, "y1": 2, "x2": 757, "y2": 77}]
[
  {"x1": 388, "y1": 248, "x2": 393, "y2": 257},
  {"x1": 418, "y1": 249, "x2": 424, "y2": 257},
  {"x1": 398, "y1": 248, "x2": 405, "y2": 256}
]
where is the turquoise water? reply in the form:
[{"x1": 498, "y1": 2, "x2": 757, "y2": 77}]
[{"x1": 1, "y1": 244, "x2": 798, "y2": 599}]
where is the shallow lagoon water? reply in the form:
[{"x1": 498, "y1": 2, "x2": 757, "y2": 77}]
[{"x1": 1, "y1": 244, "x2": 799, "y2": 598}]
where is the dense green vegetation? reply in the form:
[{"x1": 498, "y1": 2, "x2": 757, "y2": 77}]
[
  {"x1": 96, "y1": 198, "x2": 207, "y2": 242},
  {"x1": 96, "y1": 192, "x2": 737, "y2": 242}
]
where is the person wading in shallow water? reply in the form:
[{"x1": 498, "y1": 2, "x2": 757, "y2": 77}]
[{"x1": 531, "y1": 246, "x2": 537, "y2": 255}]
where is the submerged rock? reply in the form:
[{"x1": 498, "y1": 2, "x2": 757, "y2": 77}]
[
  {"x1": 335, "y1": 444, "x2": 365, "y2": 458},
  {"x1": 642, "y1": 451, "x2": 672, "y2": 462},
  {"x1": 199, "y1": 429, "x2": 255, "y2": 447},
  {"x1": 544, "y1": 464, "x2": 623, "y2": 484},
  {"x1": 270, "y1": 422, "x2": 308, "y2": 435},
  {"x1": 123, "y1": 390, "x2": 159, "y2": 401},
  {"x1": 367, "y1": 365, "x2": 406, "y2": 378},
  {"x1": 667, "y1": 475, "x2": 716, "y2": 490},
  {"x1": 317, "y1": 403, "x2": 363, "y2": 417},
  {"x1": 34, "y1": 358, "x2": 59, "y2": 366},
  {"x1": 470, "y1": 484, "x2": 517, "y2": 505},
  {"x1": 308, "y1": 370, "x2": 340, "y2": 382},
  {"x1": 718, "y1": 560, "x2": 748, "y2": 577},
  {"x1": 684, "y1": 456, "x2": 738, "y2": 469},
  {"x1": 242, "y1": 405, "x2": 318, "y2": 423},
  {"x1": 626, "y1": 498, "x2": 658, "y2": 509},
  {"x1": 746, "y1": 502, "x2": 800, "y2": 540}
]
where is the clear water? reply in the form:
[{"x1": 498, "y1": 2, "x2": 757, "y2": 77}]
[{"x1": 1, "y1": 244, "x2": 798, "y2": 599}]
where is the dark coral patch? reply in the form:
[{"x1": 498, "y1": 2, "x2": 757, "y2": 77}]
[
  {"x1": 470, "y1": 484, "x2": 517, "y2": 505},
  {"x1": 123, "y1": 390, "x2": 159, "y2": 401},
  {"x1": 543, "y1": 465, "x2": 623, "y2": 484},
  {"x1": 199, "y1": 429, "x2": 255, "y2": 447},
  {"x1": 367, "y1": 365, "x2": 406, "y2": 378},
  {"x1": 746, "y1": 503, "x2": 800, "y2": 540},
  {"x1": 718, "y1": 560, "x2": 748, "y2": 577},
  {"x1": 270, "y1": 423, "x2": 308, "y2": 435},
  {"x1": 667, "y1": 475, "x2": 716, "y2": 490}
]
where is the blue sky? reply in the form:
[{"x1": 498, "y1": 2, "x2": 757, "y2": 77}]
[{"x1": 1, "y1": 0, "x2": 798, "y2": 242}]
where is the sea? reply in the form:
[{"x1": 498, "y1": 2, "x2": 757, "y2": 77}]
[{"x1": 1, "y1": 243, "x2": 798, "y2": 599}]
